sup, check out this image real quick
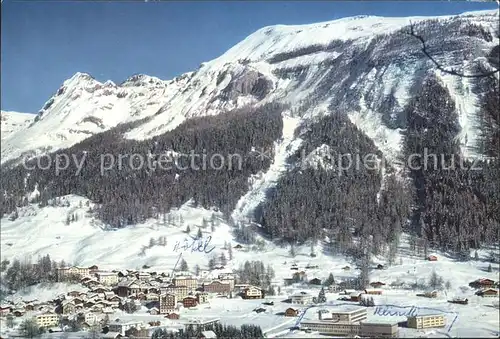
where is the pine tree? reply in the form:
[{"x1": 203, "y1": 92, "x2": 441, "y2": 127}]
[
  {"x1": 487, "y1": 263, "x2": 492, "y2": 272},
  {"x1": 228, "y1": 244, "x2": 233, "y2": 261},
  {"x1": 18, "y1": 319, "x2": 41, "y2": 338},
  {"x1": 186, "y1": 225, "x2": 191, "y2": 233},
  {"x1": 317, "y1": 287, "x2": 327, "y2": 303},
  {"x1": 324, "y1": 273, "x2": 335, "y2": 286},
  {"x1": 180, "y1": 259, "x2": 188, "y2": 271},
  {"x1": 220, "y1": 252, "x2": 227, "y2": 266},
  {"x1": 194, "y1": 264, "x2": 200, "y2": 276},
  {"x1": 197, "y1": 228, "x2": 203, "y2": 239},
  {"x1": 289, "y1": 243, "x2": 296, "y2": 257}
]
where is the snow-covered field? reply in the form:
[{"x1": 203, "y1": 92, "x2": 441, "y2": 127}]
[{"x1": 1, "y1": 195, "x2": 499, "y2": 338}]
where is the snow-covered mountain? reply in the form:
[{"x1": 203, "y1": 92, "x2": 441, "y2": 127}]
[
  {"x1": 1, "y1": 111, "x2": 35, "y2": 141},
  {"x1": 2, "y1": 10, "x2": 497, "y2": 165},
  {"x1": 1, "y1": 10, "x2": 499, "y2": 266}
]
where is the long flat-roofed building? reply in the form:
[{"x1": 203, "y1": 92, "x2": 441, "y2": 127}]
[{"x1": 407, "y1": 313, "x2": 446, "y2": 329}]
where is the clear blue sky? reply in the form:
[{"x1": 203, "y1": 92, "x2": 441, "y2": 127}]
[{"x1": 1, "y1": 1, "x2": 497, "y2": 113}]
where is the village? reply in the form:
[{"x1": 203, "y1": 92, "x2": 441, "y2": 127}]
[{"x1": 0, "y1": 251, "x2": 499, "y2": 339}]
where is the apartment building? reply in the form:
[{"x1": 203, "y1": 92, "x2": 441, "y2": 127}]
[
  {"x1": 407, "y1": 314, "x2": 446, "y2": 329},
  {"x1": 173, "y1": 277, "x2": 198, "y2": 291},
  {"x1": 328, "y1": 307, "x2": 367, "y2": 323},
  {"x1": 301, "y1": 320, "x2": 361, "y2": 336},
  {"x1": 57, "y1": 266, "x2": 90, "y2": 281},
  {"x1": 301, "y1": 320, "x2": 398, "y2": 337},
  {"x1": 159, "y1": 293, "x2": 177, "y2": 314},
  {"x1": 35, "y1": 312, "x2": 59, "y2": 328},
  {"x1": 96, "y1": 271, "x2": 119, "y2": 286},
  {"x1": 162, "y1": 284, "x2": 189, "y2": 299},
  {"x1": 360, "y1": 322, "x2": 399, "y2": 338}
]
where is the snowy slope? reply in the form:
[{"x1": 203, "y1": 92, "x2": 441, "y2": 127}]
[
  {"x1": 0, "y1": 110, "x2": 35, "y2": 140},
  {"x1": 0, "y1": 73, "x2": 176, "y2": 164}
]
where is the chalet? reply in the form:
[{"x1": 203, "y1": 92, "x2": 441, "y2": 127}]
[
  {"x1": 81, "y1": 277, "x2": 92, "y2": 284},
  {"x1": 233, "y1": 244, "x2": 243, "y2": 249},
  {"x1": 84, "y1": 301, "x2": 96, "y2": 308},
  {"x1": 12, "y1": 310, "x2": 25, "y2": 317},
  {"x1": 376, "y1": 264, "x2": 385, "y2": 270},
  {"x1": 92, "y1": 287, "x2": 110, "y2": 294},
  {"x1": 67, "y1": 291, "x2": 84, "y2": 298},
  {"x1": 469, "y1": 278, "x2": 496, "y2": 289},
  {"x1": 233, "y1": 284, "x2": 250, "y2": 294},
  {"x1": 305, "y1": 264, "x2": 319, "y2": 269},
  {"x1": 182, "y1": 296, "x2": 198, "y2": 308},
  {"x1": 104, "y1": 292, "x2": 115, "y2": 300},
  {"x1": 148, "y1": 287, "x2": 160, "y2": 294},
  {"x1": 160, "y1": 293, "x2": 177, "y2": 314},
  {"x1": 243, "y1": 286, "x2": 263, "y2": 299},
  {"x1": 85, "y1": 280, "x2": 101, "y2": 288},
  {"x1": 427, "y1": 255, "x2": 438, "y2": 261},
  {"x1": 103, "y1": 332, "x2": 123, "y2": 339},
  {"x1": 417, "y1": 290, "x2": 438, "y2": 298},
  {"x1": 476, "y1": 288, "x2": 499, "y2": 297},
  {"x1": 342, "y1": 266, "x2": 351, "y2": 271},
  {"x1": 370, "y1": 281, "x2": 386, "y2": 288},
  {"x1": 309, "y1": 278, "x2": 322, "y2": 285},
  {"x1": 130, "y1": 292, "x2": 146, "y2": 301},
  {"x1": 108, "y1": 320, "x2": 144, "y2": 336},
  {"x1": 350, "y1": 292, "x2": 363, "y2": 302},
  {"x1": 203, "y1": 281, "x2": 231, "y2": 296},
  {"x1": 285, "y1": 308, "x2": 300, "y2": 317},
  {"x1": 291, "y1": 292, "x2": 313, "y2": 305},
  {"x1": 25, "y1": 304, "x2": 35, "y2": 311},
  {"x1": 364, "y1": 289, "x2": 382, "y2": 295},
  {"x1": 62, "y1": 301, "x2": 76, "y2": 315},
  {"x1": 0, "y1": 305, "x2": 12, "y2": 316},
  {"x1": 254, "y1": 307, "x2": 266, "y2": 313},
  {"x1": 165, "y1": 312, "x2": 180, "y2": 320},
  {"x1": 196, "y1": 292, "x2": 209, "y2": 304},
  {"x1": 135, "y1": 272, "x2": 150, "y2": 281},
  {"x1": 214, "y1": 265, "x2": 225, "y2": 270},
  {"x1": 148, "y1": 307, "x2": 160, "y2": 315},
  {"x1": 448, "y1": 297, "x2": 468, "y2": 305}
]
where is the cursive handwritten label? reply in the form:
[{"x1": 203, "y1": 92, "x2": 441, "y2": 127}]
[
  {"x1": 373, "y1": 305, "x2": 419, "y2": 317},
  {"x1": 173, "y1": 235, "x2": 216, "y2": 254}
]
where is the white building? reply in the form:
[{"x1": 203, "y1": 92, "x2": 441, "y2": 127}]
[
  {"x1": 96, "y1": 272, "x2": 119, "y2": 286},
  {"x1": 291, "y1": 292, "x2": 313, "y2": 305},
  {"x1": 108, "y1": 320, "x2": 143, "y2": 335}
]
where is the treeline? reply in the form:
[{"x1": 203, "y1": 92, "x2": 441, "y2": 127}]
[
  {"x1": 235, "y1": 260, "x2": 275, "y2": 293},
  {"x1": 3, "y1": 254, "x2": 72, "y2": 291},
  {"x1": 0, "y1": 103, "x2": 285, "y2": 227},
  {"x1": 151, "y1": 323, "x2": 263, "y2": 339}
]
